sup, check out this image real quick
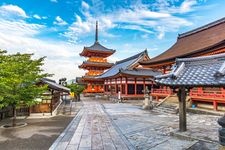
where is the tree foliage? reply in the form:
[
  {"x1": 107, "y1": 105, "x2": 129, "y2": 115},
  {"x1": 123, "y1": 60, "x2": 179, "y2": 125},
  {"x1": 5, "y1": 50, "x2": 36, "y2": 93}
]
[
  {"x1": 66, "y1": 83, "x2": 84, "y2": 95},
  {"x1": 0, "y1": 50, "x2": 49, "y2": 109}
]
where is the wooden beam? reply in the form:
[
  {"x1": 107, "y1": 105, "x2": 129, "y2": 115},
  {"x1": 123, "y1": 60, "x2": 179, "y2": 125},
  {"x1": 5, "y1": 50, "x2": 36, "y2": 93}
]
[{"x1": 177, "y1": 87, "x2": 187, "y2": 132}]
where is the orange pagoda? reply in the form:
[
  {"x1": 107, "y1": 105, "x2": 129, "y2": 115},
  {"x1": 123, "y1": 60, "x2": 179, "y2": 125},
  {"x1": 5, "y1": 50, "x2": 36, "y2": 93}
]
[{"x1": 79, "y1": 21, "x2": 116, "y2": 94}]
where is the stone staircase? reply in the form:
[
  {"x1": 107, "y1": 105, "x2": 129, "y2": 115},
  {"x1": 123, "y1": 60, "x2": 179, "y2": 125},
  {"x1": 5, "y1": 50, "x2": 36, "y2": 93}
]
[
  {"x1": 57, "y1": 101, "x2": 76, "y2": 115},
  {"x1": 153, "y1": 104, "x2": 178, "y2": 114},
  {"x1": 152, "y1": 94, "x2": 191, "y2": 114}
]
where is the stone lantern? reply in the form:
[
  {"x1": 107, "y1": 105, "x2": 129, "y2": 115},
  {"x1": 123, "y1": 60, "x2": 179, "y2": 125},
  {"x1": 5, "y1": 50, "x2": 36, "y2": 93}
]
[{"x1": 142, "y1": 86, "x2": 154, "y2": 110}]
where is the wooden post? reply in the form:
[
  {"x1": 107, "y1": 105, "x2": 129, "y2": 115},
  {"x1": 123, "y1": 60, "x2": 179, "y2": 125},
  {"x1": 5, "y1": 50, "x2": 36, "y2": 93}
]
[
  {"x1": 177, "y1": 87, "x2": 187, "y2": 132},
  {"x1": 125, "y1": 77, "x2": 128, "y2": 95},
  {"x1": 134, "y1": 78, "x2": 137, "y2": 95},
  {"x1": 51, "y1": 90, "x2": 54, "y2": 116}
]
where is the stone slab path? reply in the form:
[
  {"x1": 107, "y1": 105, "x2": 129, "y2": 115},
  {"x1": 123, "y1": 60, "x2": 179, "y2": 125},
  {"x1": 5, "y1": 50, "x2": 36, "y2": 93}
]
[
  {"x1": 50, "y1": 101, "x2": 132, "y2": 150},
  {"x1": 51, "y1": 99, "x2": 220, "y2": 150}
]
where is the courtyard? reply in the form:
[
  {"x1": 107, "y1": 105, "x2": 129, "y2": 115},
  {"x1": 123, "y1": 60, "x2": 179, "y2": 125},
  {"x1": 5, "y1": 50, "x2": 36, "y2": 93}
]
[{"x1": 50, "y1": 97, "x2": 220, "y2": 150}]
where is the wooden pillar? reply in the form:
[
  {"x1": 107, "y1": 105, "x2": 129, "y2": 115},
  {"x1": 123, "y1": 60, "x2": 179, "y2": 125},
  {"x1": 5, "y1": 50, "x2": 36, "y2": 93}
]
[
  {"x1": 134, "y1": 78, "x2": 137, "y2": 95},
  {"x1": 125, "y1": 77, "x2": 128, "y2": 95},
  {"x1": 163, "y1": 66, "x2": 166, "y2": 74},
  {"x1": 143, "y1": 78, "x2": 146, "y2": 91},
  {"x1": 115, "y1": 78, "x2": 117, "y2": 94},
  {"x1": 177, "y1": 87, "x2": 187, "y2": 132},
  {"x1": 213, "y1": 101, "x2": 218, "y2": 111},
  {"x1": 51, "y1": 90, "x2": 54, "y2": 116}
]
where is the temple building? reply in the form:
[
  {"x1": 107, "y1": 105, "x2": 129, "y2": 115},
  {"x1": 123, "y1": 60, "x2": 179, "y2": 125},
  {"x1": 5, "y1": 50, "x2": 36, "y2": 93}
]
[
  {"x1": 98, "y1": 50, "x2": 161, "y2": 99},
  {"x1": 79, "y1": 21, "x2": 116, "y2": 94},
  {"x1": 155, "y1": 53, "x2": 225, "y2": 131},
  {"x1": 140, "y1": 17, "x2": 225, "y2": 110}
]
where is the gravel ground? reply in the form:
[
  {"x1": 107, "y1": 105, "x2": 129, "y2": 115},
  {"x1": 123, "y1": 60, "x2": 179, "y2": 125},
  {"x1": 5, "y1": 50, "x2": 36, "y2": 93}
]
[{"x1": 0, "y1": 102, "x2": 83, "y2": 150}]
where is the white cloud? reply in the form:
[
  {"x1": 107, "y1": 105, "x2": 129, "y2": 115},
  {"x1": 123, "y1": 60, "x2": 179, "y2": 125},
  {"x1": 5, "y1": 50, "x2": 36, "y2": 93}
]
[
  {"x1": 33, "y1": 14, "x2": 41, "y2": 19},
  {"x1": 0, "y1": 4, "x2": 28, "y2": 19},
  {"x1": 65, "y1": 2, "x2": 194, "y2": 41},
  {"x1": 0, "y1": 19, "x2": 45, "y2": 36},
  {"x1": 53, "y1": 16, "x2": 68, "y2": 26},
  {"x1": 50, "y1": 0, "x2": 58, "y2": 3},
  {"x1": 33, "y1": 14, "x2": 48, "y2": 20},
  {"x1": 0, "y1": 6, "x2": 82, "y2": 80},
  {"x1": 180, "y1": 0, "x2": 197, "y2": 13},
  {"x1": 82, "y1": 1, "x2": 89, "y2": 10}
]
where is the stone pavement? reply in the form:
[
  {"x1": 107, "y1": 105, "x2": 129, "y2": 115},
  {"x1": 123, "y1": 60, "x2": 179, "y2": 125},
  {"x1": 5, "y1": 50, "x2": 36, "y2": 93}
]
[
  {"x1": 104, "y1": 103, "x2": 220, "y2": 149},
  {"x1": 51, "y1": 98, "x2": 221, "y2": 150},
  {"x1": 50, "y1": 101, "x2": 133, "y2": 150}
]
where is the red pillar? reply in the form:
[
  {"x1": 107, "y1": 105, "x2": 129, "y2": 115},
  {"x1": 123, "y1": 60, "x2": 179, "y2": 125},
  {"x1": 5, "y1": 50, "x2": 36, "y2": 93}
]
[{"x1": 213, "y1": 101, "x2": 218, "y2": 111}]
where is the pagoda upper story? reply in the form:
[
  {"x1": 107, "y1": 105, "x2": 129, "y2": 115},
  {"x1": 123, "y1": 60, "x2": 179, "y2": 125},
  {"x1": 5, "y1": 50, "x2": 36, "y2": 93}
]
[
  {"x1": 79, "y1": 21, "x2": 116, "y2": 58},
  {"x1": 79, "y1": 21, "x2": 115, "y2": 73},
  {"x1": 79, "y1": 21, "x2": 116, "y2": 93}
]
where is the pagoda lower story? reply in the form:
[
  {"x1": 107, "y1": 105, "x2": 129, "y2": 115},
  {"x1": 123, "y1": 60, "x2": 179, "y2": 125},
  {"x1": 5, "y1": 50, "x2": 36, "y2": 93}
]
[{"x1": 81, "y1": 76, "x2": 104, "y2": 93}]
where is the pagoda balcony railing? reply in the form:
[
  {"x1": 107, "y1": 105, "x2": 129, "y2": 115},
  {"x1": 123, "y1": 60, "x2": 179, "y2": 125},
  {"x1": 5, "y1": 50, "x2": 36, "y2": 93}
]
[
  {"x1": 190, "y1": 89, "x2": 225, "y2": 100},
  {"x1": 151, "y1": 89, "x2": 173, "y2": 96},
  {"x1": 85, "y1": 60, "x2": 108, "y2": 63}
]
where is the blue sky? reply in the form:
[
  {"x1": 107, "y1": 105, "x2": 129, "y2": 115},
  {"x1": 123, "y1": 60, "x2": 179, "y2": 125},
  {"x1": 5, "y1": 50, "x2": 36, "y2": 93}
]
[{"x1": 0, "y1": 0, "x2": 225, "y2": 80}]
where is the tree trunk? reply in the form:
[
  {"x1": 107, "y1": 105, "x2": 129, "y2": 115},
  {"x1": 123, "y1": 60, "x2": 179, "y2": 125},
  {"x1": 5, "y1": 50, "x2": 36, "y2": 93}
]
[
  {"x1": 77, "y1": 94, "x2": 80, "y2": 101},
  {"x1": 12, "y1": 105, "x2": 16, "y2": 127}
]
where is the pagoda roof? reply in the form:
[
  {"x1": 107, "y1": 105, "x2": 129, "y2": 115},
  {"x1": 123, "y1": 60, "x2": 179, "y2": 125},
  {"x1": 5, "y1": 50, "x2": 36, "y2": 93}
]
[
  {"x1": 80, "y1": 42, "x2": 116, "y2": 57},
  {"x1": 81, "y1": 76, "x2": 103, "y2": 82},
  {"x1": 79, "y1": 61, "x2": 114, "y2": 69},
  {"x1": 85, "y1": 42, "x2": 115, "y2": 52},
  {"x1": 155, "y1": 53, "x2": 225, "y2": 88},
  {"x1": 140, "y1": 17, "x2": 225, "y2": 66},
  {"x1": 97, "y1": 50, "x2": 152, "y2": 78}
]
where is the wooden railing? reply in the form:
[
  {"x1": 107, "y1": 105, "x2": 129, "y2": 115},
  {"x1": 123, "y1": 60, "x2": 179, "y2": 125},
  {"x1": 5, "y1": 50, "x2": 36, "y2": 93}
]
[
  {"x1": 151, "y1": 89, "x2": 173, "y2": 95},
  {"x1": 190, "y1": 89, "x2": 225, "y2": 100}
]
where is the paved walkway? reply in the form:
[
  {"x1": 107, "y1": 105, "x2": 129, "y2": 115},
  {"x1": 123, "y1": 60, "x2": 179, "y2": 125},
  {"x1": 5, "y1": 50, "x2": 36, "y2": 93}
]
[
  {"x1": 51, "y1": 99, "x2": 220, "y2": 150},
  {"x1": 50, "y1": 101, "x2": 132, "y2": 150}
]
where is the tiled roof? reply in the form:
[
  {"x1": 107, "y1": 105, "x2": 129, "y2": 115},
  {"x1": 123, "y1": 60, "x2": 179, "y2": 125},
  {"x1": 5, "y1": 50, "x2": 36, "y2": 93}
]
[
  {"x1": 155, "y1": 53, "x2": 225, "y2": 87},
  {"x1": 81, "y1": 76, "x2": 103, "y2": 82},
  {"x1": 98, "y1": 50, "x2": 149, "y2": 78},
  {"x1": 141, "y1": 17, "x2": 225, "y2": 65},
  {"x1": 120, "y1": 68, "x2": 161, "y2": 77},
  {"x1": 84, "y1": 42, "x2": 115, "y2": 52},
  {"x1": 40, "y1": 78, "x2": 70, "y2": 92},
  {"x1": 79, "y1": 61, "x2": 114, "y2": 68}
]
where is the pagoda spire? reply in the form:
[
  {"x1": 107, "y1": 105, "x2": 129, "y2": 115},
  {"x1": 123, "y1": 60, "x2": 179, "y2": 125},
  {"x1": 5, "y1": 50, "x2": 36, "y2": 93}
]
[{"x1": 95, "y1": 21, "x2": 98, "y2": 43}]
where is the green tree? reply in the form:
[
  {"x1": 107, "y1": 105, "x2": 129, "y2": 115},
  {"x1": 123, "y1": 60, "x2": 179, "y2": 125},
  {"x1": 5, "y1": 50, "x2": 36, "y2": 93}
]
[
  {"x1": 66, "y1": 84, "x2": 84, "y2": 101},
  {"x1": 0, "y1": 50, "x2": 49, "y2": 126}
]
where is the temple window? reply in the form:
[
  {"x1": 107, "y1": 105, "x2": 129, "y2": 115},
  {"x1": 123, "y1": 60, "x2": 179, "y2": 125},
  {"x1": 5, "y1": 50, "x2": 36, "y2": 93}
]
[
  {"x1": 127, "y1": 84, "x2": 135, "y2": 94},
  {"x1": 136, "y1": 84, "x2": 144, "y2": 94}
]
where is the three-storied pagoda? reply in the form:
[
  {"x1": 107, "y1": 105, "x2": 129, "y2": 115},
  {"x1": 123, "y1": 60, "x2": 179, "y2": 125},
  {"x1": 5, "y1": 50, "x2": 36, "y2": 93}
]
[{"x1": 79, "y1": 21, "x2": 116, "y2": 94}]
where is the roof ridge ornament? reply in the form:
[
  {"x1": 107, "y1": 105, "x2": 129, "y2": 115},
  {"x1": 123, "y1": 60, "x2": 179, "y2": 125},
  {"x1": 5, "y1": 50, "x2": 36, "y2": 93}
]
[
  {"x1": 172, "y1": 62, "x2": 185, "y2": 79},
  {"x1": 214, "y1": 61, "x2": 225, "y2": 77},
  {"x1": 95, "y1": 21, "x2": 98, "y2": 43}
]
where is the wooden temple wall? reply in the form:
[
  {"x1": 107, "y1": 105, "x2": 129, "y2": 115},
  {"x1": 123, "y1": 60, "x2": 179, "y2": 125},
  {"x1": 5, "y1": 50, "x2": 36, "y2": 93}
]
[{"x1": 104, "y1": 77, "x2": 155, "y2": 98}]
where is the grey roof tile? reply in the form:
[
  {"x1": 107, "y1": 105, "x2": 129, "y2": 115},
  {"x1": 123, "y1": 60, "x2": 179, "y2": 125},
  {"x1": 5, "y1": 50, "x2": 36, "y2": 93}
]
[
  {"x1": 41, "y1": 78, "x2": 70, "y2": 92},
  {"x1": 155, "y1": 53, "x2": 225, "y2": 87},
  {"x1": 120, "y1": 69, "x2": 161, "y2": 77},
  {"x1": 97, "y1": 50, "x2": 148, "y2": 78},
  {"x1": 85, "y1": 42, "x2": 115, "y2": 52}
]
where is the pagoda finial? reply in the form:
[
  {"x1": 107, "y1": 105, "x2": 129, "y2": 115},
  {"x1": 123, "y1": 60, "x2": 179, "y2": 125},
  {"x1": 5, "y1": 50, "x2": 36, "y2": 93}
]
[{"x1": 95, "y1": 21, "x2": 98, "y2": 43}]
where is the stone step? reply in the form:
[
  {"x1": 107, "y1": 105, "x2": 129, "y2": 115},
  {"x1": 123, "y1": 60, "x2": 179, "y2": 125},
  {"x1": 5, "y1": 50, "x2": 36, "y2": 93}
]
[{"x1": 153, "y1": 104, "x2": 178, "y2": 114}]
